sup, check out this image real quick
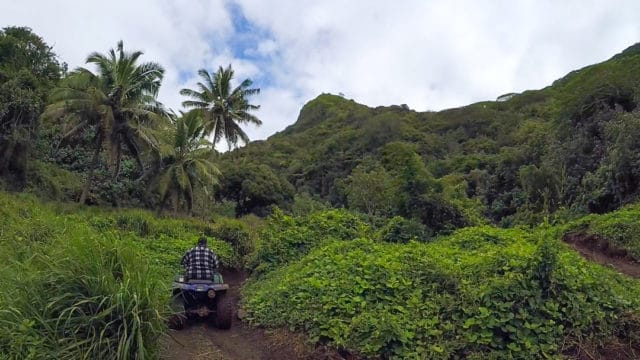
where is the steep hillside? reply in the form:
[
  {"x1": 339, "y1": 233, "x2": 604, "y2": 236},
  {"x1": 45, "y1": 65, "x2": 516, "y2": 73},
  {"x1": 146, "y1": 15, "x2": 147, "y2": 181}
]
[{"x1": 219, "y1": 43, "x2": 640, "y2": 229}]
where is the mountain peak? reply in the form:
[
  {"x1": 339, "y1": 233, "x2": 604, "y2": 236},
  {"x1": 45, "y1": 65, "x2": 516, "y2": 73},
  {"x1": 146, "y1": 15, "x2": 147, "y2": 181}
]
[
  {"x1": 612, "y1": 42, "x2": 640, "y2": 60},
  {"x1": 282, "y1": 93, "x2": 364, "y2": 134}
]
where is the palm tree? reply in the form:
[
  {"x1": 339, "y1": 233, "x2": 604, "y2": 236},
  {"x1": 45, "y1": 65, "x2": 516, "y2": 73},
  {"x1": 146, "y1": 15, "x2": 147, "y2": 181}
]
[
  {"x1": 43, "y1": 41, "x2": 168, "y2": 203},
  {"x1": 154, "y1": 111, "x2": 220, "y2": 213},
  {"x1": 180, "y1": 65, "x2": 261, "y2": 148}
]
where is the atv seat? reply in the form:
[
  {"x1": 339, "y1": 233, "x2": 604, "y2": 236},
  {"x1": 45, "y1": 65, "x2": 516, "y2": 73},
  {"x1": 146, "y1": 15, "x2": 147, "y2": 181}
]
[
  {"x1": 187, "y1": 279, "x2": 213, "y2": 284},
  {"x1": 175, "y1": 271, "x2": 224, "y2": 284}
]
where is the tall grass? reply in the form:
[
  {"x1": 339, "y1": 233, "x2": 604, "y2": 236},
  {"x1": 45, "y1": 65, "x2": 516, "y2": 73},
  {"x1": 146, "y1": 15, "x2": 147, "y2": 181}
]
[
  {"x1": 0, "y1": 194, "x2": 168, "y2": 359},
  {"x1": 0, "y1": 191, "x2": 252, "y2": 359},
  {"x1": 0, "y1": 233, "x2": 168, "y2": 359}
]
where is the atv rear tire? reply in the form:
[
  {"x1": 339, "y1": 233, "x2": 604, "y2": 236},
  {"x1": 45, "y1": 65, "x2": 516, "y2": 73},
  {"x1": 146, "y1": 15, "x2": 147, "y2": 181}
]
[
  {"x1": 215, "y1": 295, "x2": 233, "y2": 329},
  {"x1": 168, "y1": 314, "x2": 186, "y2": 330}
]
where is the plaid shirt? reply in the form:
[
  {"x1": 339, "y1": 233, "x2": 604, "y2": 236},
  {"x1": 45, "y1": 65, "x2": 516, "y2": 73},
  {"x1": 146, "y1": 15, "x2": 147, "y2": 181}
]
[{"x1": 180, "y1": 245, "x2": 220, "y2": 280}]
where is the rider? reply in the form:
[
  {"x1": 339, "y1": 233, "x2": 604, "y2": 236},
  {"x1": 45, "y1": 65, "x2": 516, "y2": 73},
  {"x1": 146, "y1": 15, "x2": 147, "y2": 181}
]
[{"x1": 181, "y1": 236, "x2": 220, "y2": 280}]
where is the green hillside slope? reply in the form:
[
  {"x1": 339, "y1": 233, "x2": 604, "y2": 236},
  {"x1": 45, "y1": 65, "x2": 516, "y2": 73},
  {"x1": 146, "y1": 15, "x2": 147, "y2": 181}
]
[{"x1": 220, "y1": 43, "x2": 640, "y2": 229}]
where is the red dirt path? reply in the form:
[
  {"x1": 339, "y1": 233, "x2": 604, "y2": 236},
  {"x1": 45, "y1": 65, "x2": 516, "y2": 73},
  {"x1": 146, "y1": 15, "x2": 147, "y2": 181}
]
[{"x1": 563, "y1": 232, "x2": 640, "y2": 278}]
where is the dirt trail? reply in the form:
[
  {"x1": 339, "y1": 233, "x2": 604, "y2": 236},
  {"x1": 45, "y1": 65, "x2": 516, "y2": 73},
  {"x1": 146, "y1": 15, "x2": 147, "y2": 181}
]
[
  {"x1": 563, "y1": 233, "x2": 640, "y2": 278},
  {"x1": 161, "y1": 270, "x2": 310, "y2": 360}
]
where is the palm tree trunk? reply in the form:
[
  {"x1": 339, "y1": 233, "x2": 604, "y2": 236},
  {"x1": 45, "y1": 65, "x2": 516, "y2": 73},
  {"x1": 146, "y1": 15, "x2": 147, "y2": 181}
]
[
  {"x1": 112, "y1": 140, "x2": 122, "y2": 181},
  {"x1": 157, "y1": 192, "x2": 169, "y2": 215},
  {"x1": 123, "y1": 132, "x2": 145, "y2": 178},
  {"x1": 172, "y1": 189, "x2": 179, "y2": 215},
  {"x1": 186, "y1": 190, "x2": 193, "y2": 215},
  {"x1": 79, "y1": 145, "x2": 101, "y2": 204}
]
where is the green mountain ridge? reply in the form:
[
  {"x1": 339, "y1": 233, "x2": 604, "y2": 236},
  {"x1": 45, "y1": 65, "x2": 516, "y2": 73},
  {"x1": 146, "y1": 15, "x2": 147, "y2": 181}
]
[
  {"x1": 219, "y1": 43, "x2": 640, "y2": 227},
  {"x1": 279, "y1": 42, "x2": 640, "y2": 136}
]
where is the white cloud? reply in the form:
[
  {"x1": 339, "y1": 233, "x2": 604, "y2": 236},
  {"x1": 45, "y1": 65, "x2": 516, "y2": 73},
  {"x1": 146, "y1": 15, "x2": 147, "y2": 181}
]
[
  {"x1": 2, "y1": 0, "x2": 640, "y2": 143},
  {"x1": 254, "y1": 39, "x2": 278, "y2": 57},
  {"x1": 239, "y1": 0, "x2": 640, "y2": 114},
  {"x1": 244, "y1": 87, "x2": 302, "y2": 140}
]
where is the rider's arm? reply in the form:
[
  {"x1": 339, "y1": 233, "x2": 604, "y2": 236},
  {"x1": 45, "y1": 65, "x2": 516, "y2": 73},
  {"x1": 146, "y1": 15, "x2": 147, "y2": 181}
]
[{"x1": 211, "y1": 251, "x2": 219, "y2": 269}]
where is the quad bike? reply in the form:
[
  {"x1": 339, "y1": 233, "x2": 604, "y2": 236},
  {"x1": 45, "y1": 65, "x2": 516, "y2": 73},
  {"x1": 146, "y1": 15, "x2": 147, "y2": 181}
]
[{"x1": 168, "y1": 272, "x2": 233, "y2": 330}]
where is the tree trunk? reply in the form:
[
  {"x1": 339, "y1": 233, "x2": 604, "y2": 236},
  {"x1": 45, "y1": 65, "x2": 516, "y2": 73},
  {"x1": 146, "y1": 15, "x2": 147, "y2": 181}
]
[
  {"x1": 157, "y1": 191, "x2": 168, "y2": 215},
  {"x1": 112, "y1": 138, "x2": 122, "y2": 181},
  {"x1": 123, "y1": 131, "x2": 145, "y2": 176},
  {"x1": 79, "y1": 145, "x2": 102, "y2": 204},
  {"x1": 172, "y1": 189, "x2": 179, "y2": 215},
  {"x1": 186, "y1": 190, "x2": 193, "y2": 215}
]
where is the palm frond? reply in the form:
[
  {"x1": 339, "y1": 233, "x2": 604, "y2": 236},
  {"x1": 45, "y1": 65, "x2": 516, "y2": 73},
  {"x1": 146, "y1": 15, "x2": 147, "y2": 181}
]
[
  {"x1": 179, "y1": 88, "x2": 203, "y2": 99},
  {"x1": 181, "y1": 100, "x2": 209, "y2": 109},
  {"x1": 179, "y1": 64, "x2": 261, "y2": 149}
]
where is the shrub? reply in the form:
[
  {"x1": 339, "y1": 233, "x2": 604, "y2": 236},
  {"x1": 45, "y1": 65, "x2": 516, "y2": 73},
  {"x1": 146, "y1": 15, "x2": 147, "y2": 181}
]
[
  {"x1": 560, "y1": 202, "x2": 640, "y2": 259},
  {"x1": 289, "y1": 193, "x2": 330, "y2": 216},
  {"x1": 212, "y1": 218, "x2": 254, "y2": 257},
  {"x1": 376, "y1": 216, "x2": 430, "y2": 243},
  {"x1": 209, "y1": 200, "x2": 237, "y2": 218},
  {"x1": 248, "y1": 208, "x2": 369, "y2": 276}
]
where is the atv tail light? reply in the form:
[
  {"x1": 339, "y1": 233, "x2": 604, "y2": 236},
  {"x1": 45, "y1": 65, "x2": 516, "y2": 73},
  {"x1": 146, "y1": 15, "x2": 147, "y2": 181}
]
[{"x1": 207, "y1": 289, "x2": 216, "y2": 299}]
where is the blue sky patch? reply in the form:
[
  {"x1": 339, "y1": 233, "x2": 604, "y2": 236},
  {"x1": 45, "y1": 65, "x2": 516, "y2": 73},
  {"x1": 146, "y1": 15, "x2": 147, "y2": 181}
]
[{"x1": 225, "y1": 2, "x2": 277, "y2": 88}]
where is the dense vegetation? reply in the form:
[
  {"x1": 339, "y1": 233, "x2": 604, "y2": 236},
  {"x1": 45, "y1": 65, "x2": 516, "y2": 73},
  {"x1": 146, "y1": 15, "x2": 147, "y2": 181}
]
[
  {"x1": 2, "y1": 26, "x2": 640, "y2": 359},
  {"x1": 1, "y1": 26, "x2": 261, "y2": 214},
  {"x1": 4, "y1": 26, "x2": 640, "y2": 231},
  {"x1": 0, "y1": 27, "x2": 63, "y2": 185},
  {"x1": 243, "y1": 210, "x2": 640, "y2": 359}
]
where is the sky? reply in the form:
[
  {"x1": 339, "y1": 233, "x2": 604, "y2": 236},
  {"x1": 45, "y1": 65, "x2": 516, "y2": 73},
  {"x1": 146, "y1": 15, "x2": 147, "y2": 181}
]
[{"x1": 2, "y1": 0, "x2": 639, "y2": 145}]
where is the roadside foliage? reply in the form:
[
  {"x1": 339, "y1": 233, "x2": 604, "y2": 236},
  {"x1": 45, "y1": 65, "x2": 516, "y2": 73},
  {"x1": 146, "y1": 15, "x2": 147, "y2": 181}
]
[{"x1": 244, "y1": 214, "x2": 640, "y2": 359}]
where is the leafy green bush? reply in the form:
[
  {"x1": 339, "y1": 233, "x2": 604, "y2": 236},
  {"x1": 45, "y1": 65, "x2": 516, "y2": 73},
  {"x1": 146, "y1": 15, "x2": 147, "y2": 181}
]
[
  {"x1": 248, "y1": 208, "x2": 369, "y2": 276},
  {"x1": 210, "y1": 217, "x2": 255, "y2": 266},
  {"x1": 24, "y1": 160, "x2": 83, "y2": 201},
  {"x1": 209, "y1": 200, "x2": 237, "y2": 218},
  {"x1": 244, "y1": 225, "x2": 640, "y2": 359},
  {"x1": 289, "y1": 193, "x2": 330, "y2": 216},
  {"x1": 376, "y1": 216, "x2": 430, "y2": 243}
]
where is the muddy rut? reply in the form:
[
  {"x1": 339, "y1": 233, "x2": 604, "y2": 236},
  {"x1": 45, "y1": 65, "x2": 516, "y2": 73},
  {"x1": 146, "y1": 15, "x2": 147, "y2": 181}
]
[
  {"x1": 563, "y1": 232, "x2": 640, "y2": 279},
  {"x1": 161, "y1": 270, "x2": 309, "y2": 360}
]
